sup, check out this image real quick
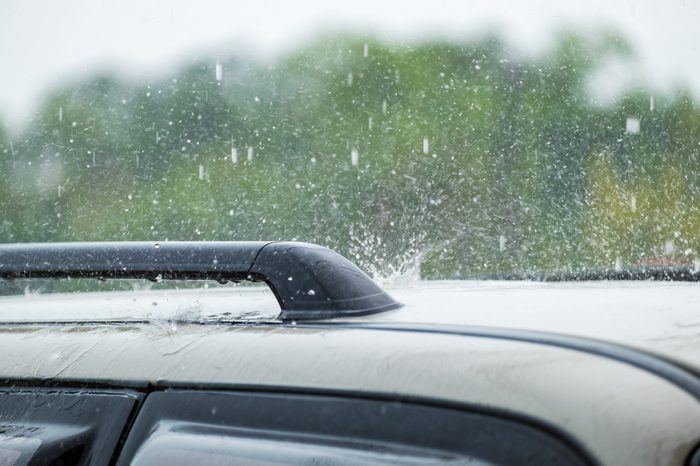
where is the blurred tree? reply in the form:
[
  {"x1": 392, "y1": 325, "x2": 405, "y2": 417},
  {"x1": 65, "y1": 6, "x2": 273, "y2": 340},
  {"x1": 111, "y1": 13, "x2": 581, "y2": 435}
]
[{"x1": 1, "y1": 33, "x2": 699, "y2": 278}]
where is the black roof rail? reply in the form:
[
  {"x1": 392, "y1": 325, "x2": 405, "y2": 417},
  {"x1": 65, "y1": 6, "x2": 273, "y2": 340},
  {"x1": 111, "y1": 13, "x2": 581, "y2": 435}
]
[{"x1": 0, "y1": 241, "x2": 401, "y2": 321}]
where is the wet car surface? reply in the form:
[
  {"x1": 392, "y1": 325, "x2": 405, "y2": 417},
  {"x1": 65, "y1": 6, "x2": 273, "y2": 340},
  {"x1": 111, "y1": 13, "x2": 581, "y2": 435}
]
[{"x1": 0, "y1": 242, "x2": 699, "y2": 465}]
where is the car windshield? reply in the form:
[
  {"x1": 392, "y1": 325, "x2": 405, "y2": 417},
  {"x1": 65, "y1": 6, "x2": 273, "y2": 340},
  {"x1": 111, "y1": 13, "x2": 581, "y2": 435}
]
[{"x1": 1, "y1": 0, "x2": 698, "y2": 282}]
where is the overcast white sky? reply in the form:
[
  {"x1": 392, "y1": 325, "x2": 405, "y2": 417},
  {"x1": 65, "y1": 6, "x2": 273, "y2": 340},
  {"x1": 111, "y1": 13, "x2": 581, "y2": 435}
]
[{"x1": 1, "y1": 0, "x2": 698, "y2": 130}]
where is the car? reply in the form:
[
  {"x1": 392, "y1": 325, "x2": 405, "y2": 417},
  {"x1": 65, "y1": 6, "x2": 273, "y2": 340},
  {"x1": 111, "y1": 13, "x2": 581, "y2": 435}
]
[{"x1": 0, "y1": 240, "x2": 699, "y2": 466}]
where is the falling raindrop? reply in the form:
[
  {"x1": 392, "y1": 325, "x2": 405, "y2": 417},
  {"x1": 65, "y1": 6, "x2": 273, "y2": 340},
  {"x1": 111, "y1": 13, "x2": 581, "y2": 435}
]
[
  {"x1": 363, "y1": 43, "x2": 369, "y2": 58},
  {"x1": 215, "y1": 60, "x2": 223, "y2": 81},
  {"x1": 247, "y1": 146, "x2": 254, "y2": 162},
  {"x1": 347, "y1": 72, "x2": 353, "y2": 87},
  {"x1": 231, "y1": 146, "x2": 237, "y2": 163},
  {"x1": 368, "y1": 117, "x2": 373, "y2": 130},
  {"x1": 58, "y1": 107, "x2": 63, "y2": 122},
  {"x1": 423, "y1": 137, "x2": 430, "y2": 155},
  {"x1": 664, "y1": 239, "x2": 675, "y2": 255},
  {"x1": 198, "y1": 165, "x2": 205, "y2": 180},
  {"x1": 351, "y1": 148, "x2": 359, "y2": 166},
  {"x1": 382, "y1": 99, "x2": 387, "y2": 114},
  {"x1": 649, "y1": 96, "x2": 655, "y2": 111},
  {"x1": 625, "y1": 117, "x2": 640, "y2": 134}
]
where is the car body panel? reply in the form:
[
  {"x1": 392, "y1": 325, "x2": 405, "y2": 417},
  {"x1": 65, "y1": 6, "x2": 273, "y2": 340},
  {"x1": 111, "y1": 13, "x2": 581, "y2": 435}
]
[
  {"x1": 365, "y1": 281, "x2": 700, "y2": 372},
  {"x1": 0, "y1": 323, "x2": 697, "y2": 465}
]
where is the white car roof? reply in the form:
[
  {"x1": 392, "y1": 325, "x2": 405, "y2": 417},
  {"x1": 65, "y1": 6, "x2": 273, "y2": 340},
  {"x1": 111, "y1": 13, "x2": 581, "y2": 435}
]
[{"x1": 359, "y1": 280, "x2": 700, "y2": 372}]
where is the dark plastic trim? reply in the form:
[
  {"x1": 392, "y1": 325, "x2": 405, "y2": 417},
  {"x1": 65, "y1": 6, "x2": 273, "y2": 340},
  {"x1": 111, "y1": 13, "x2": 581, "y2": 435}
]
[
  {"x1": 0, "y1": 241, "x2": 401, "y2": 320},
  {"x1": 688, "y1": 443, "x2": 700, "y2": 466},
  {"x1": 465, "y1": 267, "x2": 700, "y2": 281}
]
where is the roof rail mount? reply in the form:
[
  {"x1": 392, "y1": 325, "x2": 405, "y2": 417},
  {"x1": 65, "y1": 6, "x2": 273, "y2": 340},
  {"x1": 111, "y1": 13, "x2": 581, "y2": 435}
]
[{"x1": 0, "y1": 241, "x2": 401, "y2": 321}]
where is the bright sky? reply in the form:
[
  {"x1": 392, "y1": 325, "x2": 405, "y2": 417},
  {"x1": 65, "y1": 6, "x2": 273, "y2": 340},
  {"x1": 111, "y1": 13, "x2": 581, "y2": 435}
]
[{"x1": 1, "y1": 0, "x2": 698, "y2": 130}]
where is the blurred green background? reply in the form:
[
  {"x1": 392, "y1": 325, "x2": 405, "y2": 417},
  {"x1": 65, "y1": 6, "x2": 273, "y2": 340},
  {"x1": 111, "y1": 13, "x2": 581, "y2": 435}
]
[{"x1": 1, "y1": 34, "x2": 698, "y2": 278}]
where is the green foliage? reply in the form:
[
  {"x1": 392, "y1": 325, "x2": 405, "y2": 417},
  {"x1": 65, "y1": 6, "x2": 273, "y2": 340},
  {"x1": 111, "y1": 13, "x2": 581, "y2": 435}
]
[{"x1": 1, "y1": 33, "x2": 699, "y2": 278}]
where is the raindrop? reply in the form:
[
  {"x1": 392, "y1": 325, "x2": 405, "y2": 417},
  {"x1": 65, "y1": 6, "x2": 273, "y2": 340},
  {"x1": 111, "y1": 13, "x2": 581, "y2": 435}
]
[
  {"x1": 382, "y1": 99, "x2": 387, "y2": 114},
  {"x1": 649, "y1": 96, "x2": 655, "y2": 111},
  {"x1": 625, "y1": 117, "x2": 640, "y2": 134},
  {"x1": 423, "y1": 137, "x2": 430, "y2": 155},
  {"x1": 58, "y1": 107, "x2": 63, "y2": 122},
  {"x1": 368, "y1": 117, "x2": 373, "y2": 130},
  {"x1": 215, "y1": 60, "x2": 223, "y2": 81},
  {"x1": 498, "y1": 235, "x2": 507, "y2": 251},
  {"x1": 363, "y1": 43, "x2": 369, "y2": 58},
  {"x1": 247, "y1": 146, "x2": 254, "y2": 162},
  {"x1": 351, "y1": 148, "x2": 359, "y2": 166},
  {"x1": 198, "y1": 165, "x2": 205, "y2": 180},
  {"x1": 664, "y1": 239, "x2": 675, "y2": 255},
  {"x1": 231, "y1": 146, "x2": 238, "y2": 163},
  {"x1": 347, "y1": 72, "x2": 353, "y2": 87}
]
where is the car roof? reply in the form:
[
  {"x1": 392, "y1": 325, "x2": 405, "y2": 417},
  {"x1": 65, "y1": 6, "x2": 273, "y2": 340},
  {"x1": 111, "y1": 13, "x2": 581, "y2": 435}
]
[
  {"x1": 4, "y1": 277, "x2": 698, "y2": 373},
  {"x1": 2, "y1": 242, "x2": 700, "y2": 465},
  {"x1": 358, "y1": 280, "x2": 700, "y2": 373}
]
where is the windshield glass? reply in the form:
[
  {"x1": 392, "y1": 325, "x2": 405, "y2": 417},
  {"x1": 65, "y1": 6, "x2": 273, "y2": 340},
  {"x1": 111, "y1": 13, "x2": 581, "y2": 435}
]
[{"x1": 1, "y1": 0, "x2": 698, "y2": 280}]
